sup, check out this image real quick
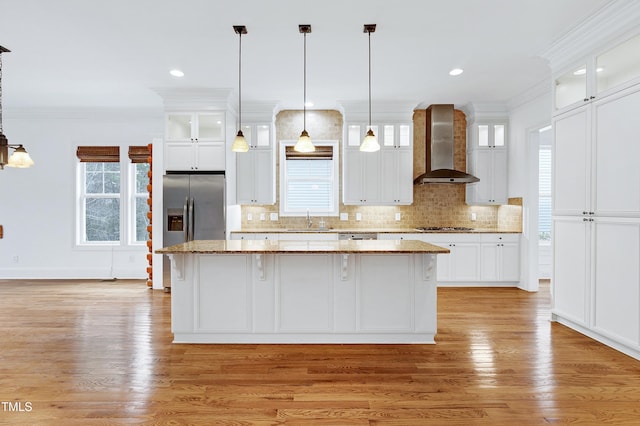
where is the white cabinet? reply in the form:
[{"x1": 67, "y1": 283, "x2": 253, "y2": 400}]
[
  {"x1": 466, "y1": 121, "x2": 508, "y2": 205},
  {"x1": 343, "y1": 123, "x2": 413, "y2": 206},
  {"x1": 553, "y1": 33, "x2": 640, "y2": 114},
  {"x1": 480, "y1": 234, "x2": 520, "y2": 282},
  {"x1": 593, "y1": 220, "x2": 640, "y2": 348},
  {"x1": 165, "y1": 112, "x2": 226, "y2": 171},
  {"x1": 235, "y1": 124, "x2": 275, "y2": 205},
  {"x1": 343, "y1": 148, "x2": 380, "y2": 205},
  {"x1": 423, "y1": 234, "x2": 481, "y2": 283},
  {"x1": 552, "y1": 217, "x2": 590, "y2": 326},
  {"x1": 554, "y1": 84, "x2": 640, "y2": 218},
  {"x1": 230, "y1": 233, "x2": 279, "y2": 241},
  {"x1": 552, "y1": 69, "x2": 640, "y2": 360}
]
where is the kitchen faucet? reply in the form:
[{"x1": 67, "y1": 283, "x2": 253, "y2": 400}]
[{"x1": 306, "y1": 209, "x2": 313, "y2": 229}]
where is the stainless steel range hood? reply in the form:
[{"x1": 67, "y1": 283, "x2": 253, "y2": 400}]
[{"x1": 414, "y1": 104, "x2": 479, "y2": 184}]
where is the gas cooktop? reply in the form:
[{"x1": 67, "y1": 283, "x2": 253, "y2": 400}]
[{"x1": 415, "y1": 226, "x2": 475, "y2": 232}]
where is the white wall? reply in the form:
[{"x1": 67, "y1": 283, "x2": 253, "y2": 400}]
[
  {"x1": 0, "y1": 109, "x2": 163, "y2": 279},
  {"x1": 508, "y1": 89, "x2": 552, "y2": 291}
]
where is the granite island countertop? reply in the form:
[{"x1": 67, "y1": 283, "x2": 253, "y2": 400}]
[
  {"x1": 156, "y1": 239, "x2": 450, "y2": 255},
  {"x1": 230, "y1": 227, "x2": 521, "y2": 234}
]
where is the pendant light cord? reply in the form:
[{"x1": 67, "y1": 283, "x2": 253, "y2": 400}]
[
  {"x1": 238, "y1": 31, "x2": 242, "y2": 130},
  {"x1": 368, "y1": 30, "x2": 372, "y2": 129},
  {"x1": 303, "y1": 31, "x2": 307, "y2": 131}
]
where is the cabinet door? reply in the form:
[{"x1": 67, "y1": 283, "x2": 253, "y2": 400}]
[
  {"x1": 593, "y1": 220, "x2": 640, "y2": 346},
  {"x1": 500, "y1": 242, "x2": 520, "y2": 281},
  {"x1": 343, "y1": 150, "x2": 379, "y2": 204},
  {"x1": 195, "y1": 142, "x2": 225, "y2": 171},
  {"x1": 552, "y1": 217, "x2": 590, "y2": 326},
  {"x1": 452, "y1": 243, "x2": 481, "y2": 281},
  {"x1": 492, "y1": 149, "x2": 508, "y2": 204},
  {"x1": 553, "y1": 106, "x2": 591, "y2": 215},
  {"x1": 165, "y1": 142, "x2": 195, "y2": 171},
  {"x1": 236, "y1": 151, "x2": 255, "y2": 203},
  {"x1": 253, "y1": 149, "x2": 275, "y2": 204},
  {"x1": 472, "y1": 149, "x2": 494, "y2": 204},
  {"x1": 593, "y1": 86, "x2": 640, "y2": 217},
  {"x1": 396, "y1": 149, "x2": 414, "y2": 203},
  {"x1": 480, "y1": 243, "x2": 499, "y2": 281}
]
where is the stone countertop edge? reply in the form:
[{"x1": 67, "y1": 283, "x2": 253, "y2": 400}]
[
  {"x1": 229, "y1": 228, "x2": 521, "y2": 234},
  {"x1": 156, "y1": 239, "x2": 451, "y2": 255}
]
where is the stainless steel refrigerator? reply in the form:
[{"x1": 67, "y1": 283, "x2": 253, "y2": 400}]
[{"x1": 163, "y1": 172, "x2": 225, "y2": 291}]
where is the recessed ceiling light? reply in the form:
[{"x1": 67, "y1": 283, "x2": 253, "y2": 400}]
[
  {"x1": 170, "y1": 69, "x2": 184, "y2": 77},
  {"x1": 449, "y1": 68, "x2": 464, "y2": 76}
]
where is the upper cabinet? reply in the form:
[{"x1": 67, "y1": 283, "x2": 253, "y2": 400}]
[
  {"x1": 343, "y1": 123, "x2": 413, "y2": 205},
  {"x1": 466, "y1": 120, "x2": 508, "y2": 205},
  {"x1": 165, "y1": 112, "x2": 226, "y2": 171},
  {"x1": 554, "y1": 33, "x2": 640, "y2": 115},
  {"x1": 235, "y1": 123, "x2": 275, "y2": 205}
]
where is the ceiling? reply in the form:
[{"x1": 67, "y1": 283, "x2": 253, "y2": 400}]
[{"x1": 0, "y1": 0, "x2": 610, "y2": 113}]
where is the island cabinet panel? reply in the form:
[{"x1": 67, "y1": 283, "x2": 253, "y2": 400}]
[
  {"x1": 163, "y1": 249, "x2": 440, "y2": 344},
  {"x1": 197, "y1": 255, "x2": 252, "y2": 332},
  {"x1": 277, "y1": 255, "x2": 333, "y2": 332},
  {"x1": 358, "y1": 255, "x2": 413, "y2": 331}
]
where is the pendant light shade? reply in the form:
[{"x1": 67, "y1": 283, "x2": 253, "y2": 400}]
[
  {"x1": 360, "y1": 24, "x2": 380, "y2": 153},
  {"x1": 7, "y1": 145, "x2": 34, "y2": 168},
  {"x1": 231, "y1": 25, "x2": 249, "y2": 153},
  {"x1": 294, "y1": 25, "x2": 315, "y2": 153}
]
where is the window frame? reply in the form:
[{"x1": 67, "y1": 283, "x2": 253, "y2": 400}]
[
  {"x1": 77, "y1": 161, "x2": 123, "y2": 246},
  {"x1": 129, "y1": 162, "x2": 150, "y2": 245},
  {"x1": 278, "y1": 140, "x2": 339, "y2": 217},
  {"x1": 538, "y1": 143, "x2": 552, "y2": 245}
]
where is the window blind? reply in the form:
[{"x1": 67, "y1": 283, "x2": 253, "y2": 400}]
[
  {"x1": 539, "y1": 146, "x2": 552, "y2": 241},
  {"x1": 76, "y1": 146, "x2": 120, "y2": 163}
]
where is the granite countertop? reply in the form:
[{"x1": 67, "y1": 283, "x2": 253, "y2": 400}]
[
  {"x1": 156, "y1": 239, "x2": 450, "y2": 255},
  {"x1": 230, "y1": 228, "x2": 521, "y2": 234}
]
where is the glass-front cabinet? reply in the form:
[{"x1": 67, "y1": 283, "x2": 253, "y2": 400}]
[
  {"x1": 165, "y1": 112, "x2": 226, "y2": 171},
  {"x1": 235, "y1": 123, "x2": 275, "y2": 205},
  {"x1": 554, "y1": 32, "x2": 640, "y2": 114}
]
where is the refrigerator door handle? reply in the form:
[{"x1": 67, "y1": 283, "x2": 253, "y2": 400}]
[
  {"x1": 189, "y1": 197, "x2": 195, "y2": 241},
  {"x1": 183, "y1": 197, "x2": 189, "y2": 243}
]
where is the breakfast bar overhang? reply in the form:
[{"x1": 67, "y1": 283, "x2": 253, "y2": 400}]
[{"x1": 156, "y1": 239, "x2": 449, "y2": 344}]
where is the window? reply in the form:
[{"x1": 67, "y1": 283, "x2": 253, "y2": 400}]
[
  {"x1": 279, "y1": 141, "x2": 339, "y2": 216},
  {"x1": 132, "y1": 163, "x2": 150, "y2": 242},
  {"x1": 76, "y1": 145, "x2": 150, "y2": 246},
  {"x1": 539, "y1": 145, "x2": 552, "y2": 243},
  {"x1": 80, "y1": 162, "x2": 121, "y2": 243}
]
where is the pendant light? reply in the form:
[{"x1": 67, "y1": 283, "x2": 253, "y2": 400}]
[
  {"x1": 231, "y1": 25, "x2": 249, "y2": 153},
  {"x1": 294, "y1": 24, "x2": 315, "y2": 153},
  {"x1": 360, "y1": 24, "x2": 380, "y2": 153},
  {"x1": 0, "y1": 46, "x2": 34, "y2": 170}
]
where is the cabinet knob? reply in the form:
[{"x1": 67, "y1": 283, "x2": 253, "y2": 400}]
[
  {"x1": 590, "y1": 96, "x2": 595, "y2": 100},
  {"x1": 584, "y1": 98, "x2": 589, "y2": 102}
]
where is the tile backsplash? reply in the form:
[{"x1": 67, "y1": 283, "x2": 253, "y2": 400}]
[{"x1": 239, "y1": 109, "x2": 522, "y2": 232}]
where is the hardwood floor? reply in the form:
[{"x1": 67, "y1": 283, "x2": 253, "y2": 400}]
[{"x1": 0, "y1": 279, "x2": 639, "y2": 425}]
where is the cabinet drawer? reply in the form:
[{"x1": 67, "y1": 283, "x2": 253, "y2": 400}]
[{"x1": 480, "y1": 234, "x2": 520, "y2": 244}]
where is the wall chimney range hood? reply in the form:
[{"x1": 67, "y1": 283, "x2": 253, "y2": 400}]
[{"x1": 414, "y1": 104, "x2": 479, "y2": 184}]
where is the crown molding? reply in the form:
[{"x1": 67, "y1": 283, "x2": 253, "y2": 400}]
[
  {"x1": 541, "y1": 0, "x2": 640, "y2": 72},
  {"x1": 4, "y1": 106, "x2": 163, "y2": 121},
  {"x1": 507, "y1": 78, "x2": 551, "y2": 112},
  {"x1": 152, "y1": 87, "x2": 234, "y2": 111},
  {"x1": 461, "y1": 102, "x2": 510, "y2": 123}
]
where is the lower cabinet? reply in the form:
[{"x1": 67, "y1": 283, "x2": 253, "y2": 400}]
[
  {"x1": 419, "y1": 233, "x2": 520, "y2": 286},
  {"x1": 479, "y1": 234, "x2": 520, "y2": 281},
  {"x1": 553, "y1": 216, "x2": 640, "y2": 360}
]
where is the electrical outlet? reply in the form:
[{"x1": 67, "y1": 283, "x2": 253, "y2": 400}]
[
  {"x1": 340, "y1": 213, "x2": 348, "y2": 221},
  {"x1": 270, "y1": 213, "x2": 278, "y2": 221},
  {"x1": 471, "y1": 212, "x2": 477, "y2": 221},
  {"x1": 247, "y1": 213, "x2": 253, "y2": 221},
  {"x1": 259, "y1": 213, "x2": 266, "y2": 221},
  {"x1": 11, "y1": 255, "x2": 19, "y2": 264},
  {"x1": 355, "y1": 212, "x2": 362, "y2": 221},
  {"x1": 395, "y1": 212, "x2": 401, "y2": 221}
]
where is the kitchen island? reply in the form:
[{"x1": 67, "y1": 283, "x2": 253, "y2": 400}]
[{"x1": 156, "y1": 239, "x2": 449, "y2": 344}]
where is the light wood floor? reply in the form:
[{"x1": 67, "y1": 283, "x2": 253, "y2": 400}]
[{"x1": 1, "y1": 279, "x2": 639, "y2": 425}]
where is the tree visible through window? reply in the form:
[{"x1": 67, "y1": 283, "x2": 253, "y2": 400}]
[
  {"x1": 83, "y1": 162, "x2": 121, "y2": 242},
  {"x1": 133, "y1": 163, "x2": 150, "y2": 242}
]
